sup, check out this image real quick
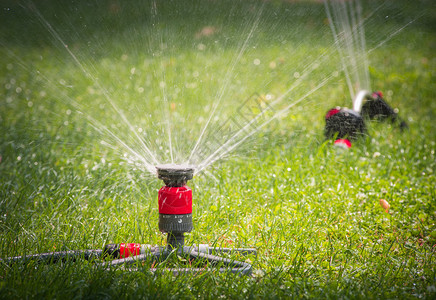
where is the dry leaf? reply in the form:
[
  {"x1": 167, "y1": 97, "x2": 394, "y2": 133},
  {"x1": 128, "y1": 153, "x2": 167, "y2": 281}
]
[{"x1": 379, "y1": 199, "x2": 390, "y2": 213}]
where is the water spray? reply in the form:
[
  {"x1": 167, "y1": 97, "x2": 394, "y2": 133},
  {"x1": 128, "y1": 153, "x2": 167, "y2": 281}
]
[{"x1": 1, "y1": 164, "x2": 256, "y2": 275}]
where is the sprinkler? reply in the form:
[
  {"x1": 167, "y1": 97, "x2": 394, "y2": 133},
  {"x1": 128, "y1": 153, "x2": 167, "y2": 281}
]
[
  {"x1": 361, "y1": 91, "x2": 408, "y2": 130},
  {"x1": 324, "y1": 106, "x2": 366, "y2": 142},
  {"x1": 1, "y1": 164, "x2": 256, "y2": 275},
  {"x1": 324, "y1": 90, "x2": 372, "y2": 147},
  {"x1": 156, "y1": 164, "x2": 194, "y2": 249},
  {"x1": 324, "y1": 90, "x2": 407, "y2": 147}
]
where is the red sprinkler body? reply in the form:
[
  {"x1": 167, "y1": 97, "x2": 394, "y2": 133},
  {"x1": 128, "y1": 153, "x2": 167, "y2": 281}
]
[{"x1": 158, "y1": 186, "x2": 192, "y2": 215}]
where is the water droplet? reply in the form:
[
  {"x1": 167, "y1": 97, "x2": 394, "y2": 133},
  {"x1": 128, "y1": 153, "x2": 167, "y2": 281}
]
[
  {"x1": 66, "y1": 109, "x2": 71, "y2": 115},
  {"x1": 293, "y1": 72, "x2": 300, "y2": 78},
  {"x1": 17, "y1": 156, "x2": 21, "y2": 161},
  {"x1": 27, "y1": 101, "x2": 33, "y2": 107},
  {"x1": 253, "y1": 58, "x2": 260, "y2": 65}
]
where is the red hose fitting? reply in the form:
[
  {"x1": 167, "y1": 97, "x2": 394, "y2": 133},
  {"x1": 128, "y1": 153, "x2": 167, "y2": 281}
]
[
  {"x1": 120, "y1": 243, "x2": 141, "y2": 258},
  {"x1": 158, "y1": 186, "x2": 192, "y2": 215},
  {"x1": 334, "y1": 139, "x2": 352, "y2": 148}
]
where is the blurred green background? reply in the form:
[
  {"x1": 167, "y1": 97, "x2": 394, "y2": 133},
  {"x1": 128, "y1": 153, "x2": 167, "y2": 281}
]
[{"x1": 0, "y1": 0, "x2": 435, "y2": 298}]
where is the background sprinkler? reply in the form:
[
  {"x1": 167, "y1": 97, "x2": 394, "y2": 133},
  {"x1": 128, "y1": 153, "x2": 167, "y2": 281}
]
[
  {"x1": 324, "y1": 90, "x2": 371, "y2": 147},
  {"x1": 1, "y1": 164, "x2": 256, "y2": 275},
  {"x1": 361, "y1": 91, "x2": 408, "y2": 130},
  {"x1": 324, "y1": 90, "x2": 408, "y2": 148},
  {"x1": 324, "y1": 106, "x2": 366, "y2": 144}
]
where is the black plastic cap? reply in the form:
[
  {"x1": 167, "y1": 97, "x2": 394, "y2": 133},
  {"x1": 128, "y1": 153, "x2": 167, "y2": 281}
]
[{"x1": 156, "y1": 164, "x2": 195, "y2": 187}]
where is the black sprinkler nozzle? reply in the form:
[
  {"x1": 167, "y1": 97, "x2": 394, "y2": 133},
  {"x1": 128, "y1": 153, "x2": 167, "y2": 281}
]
[{"x1": 156, "y1": 164, "x2": 194, "y2": 187}]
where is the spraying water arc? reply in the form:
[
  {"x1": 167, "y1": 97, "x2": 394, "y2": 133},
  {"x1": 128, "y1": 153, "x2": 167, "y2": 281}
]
[{"x1": 353, "y1": 89, "x2": 371, "y2": 113}]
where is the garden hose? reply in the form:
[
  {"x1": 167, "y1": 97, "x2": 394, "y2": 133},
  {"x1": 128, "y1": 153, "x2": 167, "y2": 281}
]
[
  {"x1": 0, "y1": 243, "x2": 255, "y2": 275},
  {"x1": 0, "y1": 249, "x2": 103, "y2": 264}
]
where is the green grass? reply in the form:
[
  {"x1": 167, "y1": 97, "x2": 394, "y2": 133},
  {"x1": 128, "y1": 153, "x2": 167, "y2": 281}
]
[{"x1": 1, "y1": 0, "x2": 435, "y2": 299}]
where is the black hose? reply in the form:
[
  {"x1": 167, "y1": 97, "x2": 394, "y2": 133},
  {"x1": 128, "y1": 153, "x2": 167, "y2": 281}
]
[{"x1": 0, "y1": 249, "x2": 103, "y2": 265}]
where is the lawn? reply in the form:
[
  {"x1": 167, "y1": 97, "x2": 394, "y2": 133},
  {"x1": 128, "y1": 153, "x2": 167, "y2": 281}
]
[{"x1": 0, "y1": 0, "x2": 435, "y2": 299}]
